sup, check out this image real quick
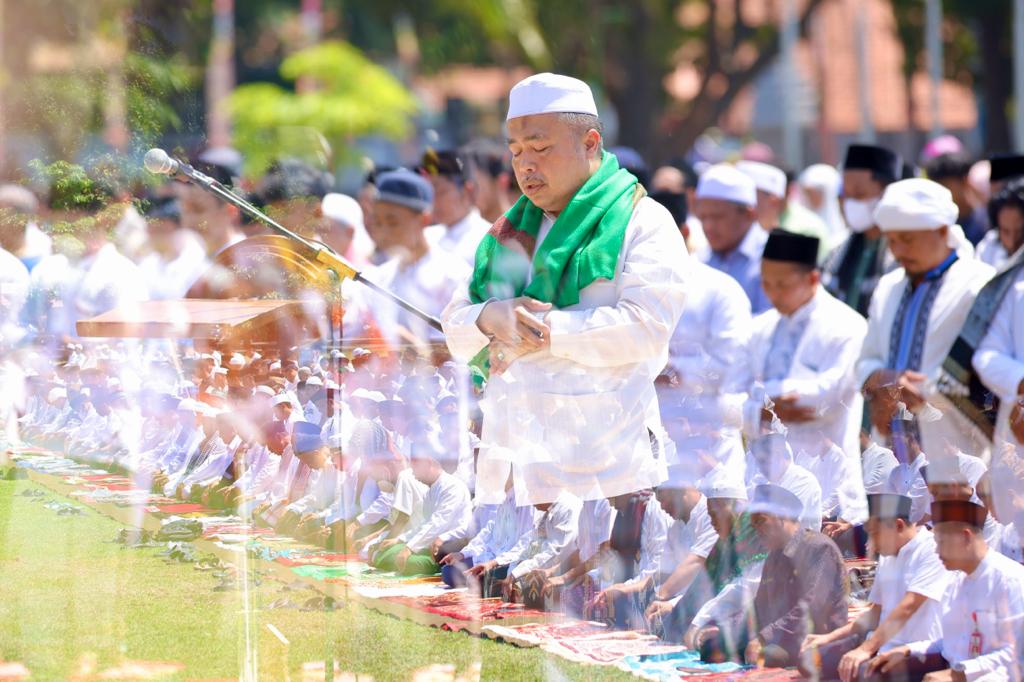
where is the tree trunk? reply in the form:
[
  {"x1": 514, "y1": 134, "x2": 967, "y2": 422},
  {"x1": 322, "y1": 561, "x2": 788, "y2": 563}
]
[
  {"x1": 601, "y1": 2, "x2": 662, "y2": 158},
  {"x1": 977, "y1": 7, "x2": 1012, "y2": 153}
]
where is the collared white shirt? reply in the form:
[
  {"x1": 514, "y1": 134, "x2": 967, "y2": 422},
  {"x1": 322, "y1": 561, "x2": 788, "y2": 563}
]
[
  {"x1": 745, "y1": 287, "x2": 868, "y2": 464},
  {"x1": 63, "y1": 242, "x2": 149, "y2": 337},
  {"x1": 461, "y1": 487, "x2": 537, "y2": 565},
  {"x1": 977, "y1": 231, "x2": 1010, "y2": 270},
  {"x1": 907, "y1": 549, "x2": 1024, "y2": 680},
  {"x1": 350, "y1": 245, "x2": 471, "y2": 344},
  {"x1": 796, "y1": 442, "x2": 869, "y2": 524},
  {"x1": 656, "y1": 495, "x2": 719, "y2": 580},
  {"x1": 577, "y1": 498, "x2": 616, "y2": 563},
  {"x1": 616, "y1": 499, "x2": 671, "y2": 588},
  {"x1": 499, "y1": 491, "x2": 582, "y2": 580},
  {"x1": 398, "y1": 471, "x2": 473, "y2": 553},
  {"x1": 868, "y1": 528, "x2": 949, "y2": 652},
  {"x1": 425, "y1": 208, "x2": 493, "y2": 267},
  {"x1": 857, "y1": 258, "x2": 995, "y2": 460},
  {"x1": 137, "y1": 230, "x2": 209, "y2": 301},
  {"x1": 443, "y1": 197, "x2": 688, "y2": 505},
  {"x1": 658, "y1": 260, "x2": 751, "y2": 473}
]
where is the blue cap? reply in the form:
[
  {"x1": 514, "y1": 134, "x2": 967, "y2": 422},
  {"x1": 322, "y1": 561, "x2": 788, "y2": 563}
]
[
  {"x1": 747, "y1": 484, "x2": 803, "y2": 521},
  {"x1": 292, "y1": 421, "x2": 324, "y2": 455},
  {"x1": 376, "y1": 168, "x2": 433, "y2": 212}
]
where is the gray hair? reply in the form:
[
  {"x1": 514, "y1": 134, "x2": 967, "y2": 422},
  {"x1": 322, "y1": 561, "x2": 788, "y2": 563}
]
[{"x1": 558, "y1": 113, "x2": 604, "y2": 152}]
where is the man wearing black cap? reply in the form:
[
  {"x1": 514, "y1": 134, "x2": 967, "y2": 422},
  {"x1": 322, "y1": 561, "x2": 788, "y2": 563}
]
[
  {"x1": 420, "y1": 149, "x2": 493, "y2": 267},
  {"x1": 823, "y1": 144, "x2": 903, "y2": 316},
  {"x1": 700, "y1": 484, "x2": 847, "y2": 668},
  {"x1": 744, "y1": 229, "x2": 869, "y2": 536},
  {"x1": 989, "y1": 154, "x2": 1024, "y2": 195},
  {"x1": 801, "y1": 493, "x2": 950, "y2": 680},
  {"x1": 870, "y1": 500, "x2": 1024, "y2": 679}
]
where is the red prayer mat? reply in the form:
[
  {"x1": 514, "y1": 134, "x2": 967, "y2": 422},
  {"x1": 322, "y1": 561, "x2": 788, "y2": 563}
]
[
  {"x1": 540, "y1": 631, "x2": 683, "y2": 666},
  {"x1": 384, "y1": 593, "x2": 548, "y2": 622},
  {"x1": 692, "y1": 669, "x2": 802, "y2": 681},
  {"x1": 151, "y1": 503, "x2": 211, "y2": 515}
]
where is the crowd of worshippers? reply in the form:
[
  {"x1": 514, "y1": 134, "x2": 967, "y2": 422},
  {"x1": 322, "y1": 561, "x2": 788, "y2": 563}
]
[{"x1": 7, "y1": 131, "x2": 1024, "y2": 679}]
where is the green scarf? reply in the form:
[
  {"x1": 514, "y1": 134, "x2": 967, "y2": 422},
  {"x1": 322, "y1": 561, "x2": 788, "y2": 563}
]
[{"x1": 468, "y1": 150, "x2": 639, "y2": 308}]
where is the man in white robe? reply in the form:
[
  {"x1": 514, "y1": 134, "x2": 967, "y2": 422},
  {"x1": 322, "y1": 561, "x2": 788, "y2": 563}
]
[
  {"x1": 442, "y1": 72, "x2": 687, "y2": 506},
  {"x1": 858, "y1": 179, "x2": 994, "y2": 465},
  {"x1": 421, "y1": 148, "x2": 493, "y2": 267}
]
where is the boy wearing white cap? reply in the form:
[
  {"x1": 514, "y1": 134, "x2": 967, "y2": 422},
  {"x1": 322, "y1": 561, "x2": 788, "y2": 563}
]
[
  {"x1": 858, "y1": 179, "x2": 994, "y2": 464},
  {"x1": 694, "y1": 163, "x2": 771, "y2": 313},
  {"x1": 442, "y1": 72, "x2": 687, "y2": 508}
]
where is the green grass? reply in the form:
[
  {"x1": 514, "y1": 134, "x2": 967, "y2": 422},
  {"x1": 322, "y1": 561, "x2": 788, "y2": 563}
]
[{"x1": 0, "y1": 478, "x2": 636, "y2": 681}]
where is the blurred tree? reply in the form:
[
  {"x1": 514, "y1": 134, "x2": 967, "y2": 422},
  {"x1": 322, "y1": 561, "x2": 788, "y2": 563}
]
[
  {"x1": 1, "y1": 0, "x2": 197, "y2": 171},
  {"x1": 342, "y1": 0, "x2": 827, "y2": 162},
  {"x1": 890, "y1": 0, "x2": 1011, "y2": 154},
  {"x1": 227, "y1": 40, "x2": 418, "y2": 175}
]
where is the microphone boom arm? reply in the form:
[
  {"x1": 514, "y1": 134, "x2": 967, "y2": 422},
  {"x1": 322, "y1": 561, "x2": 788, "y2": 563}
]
[{"x1": 163, "y1": 154, "x2": 444, "y2": 333}]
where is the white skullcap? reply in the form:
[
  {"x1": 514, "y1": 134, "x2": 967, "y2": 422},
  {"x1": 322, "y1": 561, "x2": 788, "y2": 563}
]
[
  {"x1": 325, "y1": 380, "x2": 341, "y2": 391},
  {"x1": 229, "y1": 353, "x2": 246, "y2": 368},
  {"x1": 200, "y1": 353, "x2": 215, "y2": 361},
  {"x1": 254, "y1": 385, "x2": 275, "y2": 397},
  {"x1": 322, "y1": 193, "x2": 364, "y2": 230},
  {"x1": 351, "y1": 388, "x2": 387, "y2": 403},
  {"x1": 305, "y1": 376, "x2": 323, "y2": 387},
  {"x1": 506, "y1": 72, "x2": 598, "y2": 121},
  {"x1": 737, "y1": 160, "x2": 787, "y2": 199},
  {"x1": 271, "y1": 393, "x2": 292, "y2": 406},
  {"x1": 798, "y1": 163, "x2": 840, "y2": 191},
  {"x1": 696, "y1": 164, "x2": 758, "y2": 207},
  {"x1": 330, "y1": 349, "x2": 345, "y2": 359},
  {"x1": 269, "y1": 361, "x2": 282, "y2": 371},
  {"x1": 213, "y1": 367, "x2": 228, "y2": 375},
  {"x1": 701, "y1": 465, "x2": 748, "y2": 501},
  {"x1": 106, "y1": 377, "x2": 121, "y2": 388},
  {"x1": 874, "y1": 178, "x2": 959, "y2": 232},
  {"x1": 47, "y1": 387, "x2": 67, "y2": 402}
]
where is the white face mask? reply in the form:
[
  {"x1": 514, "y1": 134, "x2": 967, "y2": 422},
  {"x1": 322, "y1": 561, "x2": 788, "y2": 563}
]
[{"x1": 842, "y1": 197, "x2": 879, "y2": 233}]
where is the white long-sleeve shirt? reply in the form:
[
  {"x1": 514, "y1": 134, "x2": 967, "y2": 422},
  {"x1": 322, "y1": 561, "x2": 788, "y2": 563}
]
[
  {"x1": 658, "y1": 261, "x2": 751, "y2": 472},
  {"x1": 744, "y1": 287, "x2": 867, "y2": 463},
  {"x1": 443, "y1": 197, "x2": 688, "y2": 505},
  {"x1": 398, "y1": 471, "x2": 473, "y2": 553},
  {"x1": 425, "y1": 209, "x2": 493, "y2": 267},
  {"x1": 906, "y1": 549, "x2": 1024, "y2": 680},
  {"x1": 617, "y1": 499, "x2": 671, "y2": 589},
  {"x1": 460, "y1": 488, "x2": 536, "y2": 565},
  {"x1": 498, "y1": 492, "x2": 582, "y2": 580},
  {"x1": 796, "y1": 443, "x2": 869, "y2": 525}
]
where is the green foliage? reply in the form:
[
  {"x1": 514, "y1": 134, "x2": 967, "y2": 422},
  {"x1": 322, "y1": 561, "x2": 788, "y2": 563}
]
[{"x1": 228, "y1": 41, "x2": 418, "y2": 176}]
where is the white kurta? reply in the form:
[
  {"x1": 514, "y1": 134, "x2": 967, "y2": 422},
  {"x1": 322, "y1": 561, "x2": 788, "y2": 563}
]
[
  {"x1": 443, "y1": 197, "x2": 688, "y2": 505},
  {"x1": 974, "y1": 270, "x2": 1024, "y2": 456},
  {"x1": 658, "y1": 261, "x2": 751, "y2": 473},
  {"x1": 137, "y1": 232, "x2": 209, "y2": 301},
  {"x1": 350, "y1": 245, "x2": 471, "y2": 344},
  {"x1": 656, "y1": 495, "x2": 719, "y2": 584},
  {"x1": 856, "y1": 258, "x2": 995, "y2": 461},
  {"x1": 867, "y1": 529, "x2": 949, "y2": 652},
  {"x1": 745, "y1": 287, "x2": 867, "y2": 463},
  {"x1": 796, "y1": 443, "x2": 869, "y2": 524},
  {"x1": 63, "y1": 243, "x2": 149, "y2": 337},
  {"x1": 398, "y1": 471, "x2": 473, "y2": 553},
  {"x1": 499, "y1": 492, "x2": 582, "y2": 580},
  {"x1": 425, "y1": 209, "x2": 493, "y2": 267},
  {"x1": 906, "y1": 549, "x2": 1024, "y2": 679},
  {"x1": 460, "y1": 488, "x2": 537, "y2": 565}
]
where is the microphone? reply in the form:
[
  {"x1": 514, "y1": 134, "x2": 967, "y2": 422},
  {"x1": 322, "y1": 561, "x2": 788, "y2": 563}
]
[{"x1": 144, "y1": 148, "x2": 189, "y2": 177}]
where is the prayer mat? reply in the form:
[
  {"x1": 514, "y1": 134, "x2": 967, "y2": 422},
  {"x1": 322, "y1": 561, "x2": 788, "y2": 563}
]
[
  {"x1": 617, "y1": 650, "x2": 747, "y2": 679},
  {"x1": 689, "y1": 669, "x2": 801, "y2": 681},
  {"x1": 539, "y1": 631, "x2": 685, "y2": 666},
  {"x1": 383, "y1": 593, "x2": 548, "y2": 622},
  {"x1": 482, "y1": 620, "x2": 610, "y2": 647},
  {"x1": 152, "y1": 503, "x2": 212, "y2": 516},
  {"x1": 275, "y1": 552, "x2": 360, "y2": 567}
]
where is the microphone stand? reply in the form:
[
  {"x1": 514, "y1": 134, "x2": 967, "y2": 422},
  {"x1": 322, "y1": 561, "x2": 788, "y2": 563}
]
[{"x1": 169, "y1": 159, "x2": 444, "y2": 333}]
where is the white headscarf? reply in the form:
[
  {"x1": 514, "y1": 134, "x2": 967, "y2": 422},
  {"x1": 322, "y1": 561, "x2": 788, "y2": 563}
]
[{"x1": 797, "y1": 164, "x2": 845, "y2": 249}]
